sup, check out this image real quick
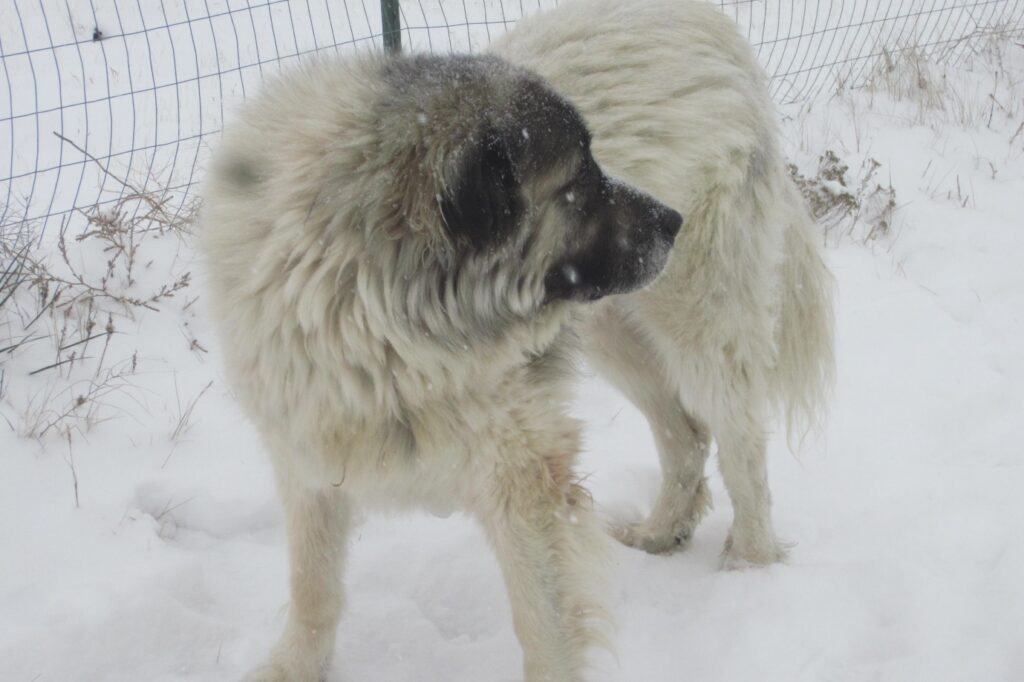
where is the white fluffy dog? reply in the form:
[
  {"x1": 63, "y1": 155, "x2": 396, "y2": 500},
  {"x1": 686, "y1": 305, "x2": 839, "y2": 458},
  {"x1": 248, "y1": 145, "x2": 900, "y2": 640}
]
[
  {"x1": 202, "y1": 48, "x2": 680, "y2": 682},
  {"x1": 201, "y1": 0, "x2": 834, "y2": 679}
]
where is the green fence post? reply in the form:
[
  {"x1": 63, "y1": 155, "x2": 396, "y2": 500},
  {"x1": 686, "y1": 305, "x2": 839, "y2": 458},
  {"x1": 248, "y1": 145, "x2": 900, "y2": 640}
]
[{"x1": 382, "y1": 0, "x2": 401, "y2": 53}]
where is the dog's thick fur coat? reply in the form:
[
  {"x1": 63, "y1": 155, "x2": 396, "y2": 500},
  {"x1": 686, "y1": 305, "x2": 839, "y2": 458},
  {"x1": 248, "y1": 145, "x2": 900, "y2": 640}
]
[
  {"x1": 201, "y1": 47, "x2": 681, "y2": 682},
  {"x1": 494, "y1": 0, "x2": 835, "y2": 566}
]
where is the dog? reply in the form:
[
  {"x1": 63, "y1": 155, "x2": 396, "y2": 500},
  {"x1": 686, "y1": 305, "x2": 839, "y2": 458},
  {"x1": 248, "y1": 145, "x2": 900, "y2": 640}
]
[
  {"x1": 200, "y1": 53, "x2": 681, "y2": 681},
  {"x1": 493, "y1": 0, "x2": 835, "y2": 568}
]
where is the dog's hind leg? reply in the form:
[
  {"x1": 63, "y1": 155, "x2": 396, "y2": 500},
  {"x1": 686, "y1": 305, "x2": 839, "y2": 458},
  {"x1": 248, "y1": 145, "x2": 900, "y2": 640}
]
[
  {"x1": 712, "y1": 397, "x2": 789, "y2": 569},
  {"x1": 472, "y1": 448, "x2": 609, "y2": 682},
  {"x1": 584, "y1": 302, "x2": 712, "y2": 554},
  {"x1": 246, "y1": 474, "x2": 351, "y2": 682}
]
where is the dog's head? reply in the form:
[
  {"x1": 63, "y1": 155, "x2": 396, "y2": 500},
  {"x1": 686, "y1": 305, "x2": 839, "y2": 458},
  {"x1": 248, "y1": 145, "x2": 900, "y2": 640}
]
[
  {"x1": 437, "y1": 57, "x2": 681, "y2": 305},
  {"x1": 383, "y1": 56, "x2": 681, "y2": 310}
]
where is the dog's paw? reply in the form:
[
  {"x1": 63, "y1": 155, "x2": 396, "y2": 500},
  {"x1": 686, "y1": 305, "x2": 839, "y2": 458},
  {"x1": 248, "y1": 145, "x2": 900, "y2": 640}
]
[
  {"x1": 720, "y1": 533, "x2": 792, "y2": 569},
  {"x1": 242, "y1": 663, "x2": 290, "y2": 682},
  {"x1": 242, "y1": 658, "x2": 324, "y2": 682},
  {"x1": 243, "y1": 620, "x2": 336, "y2": 682},
  {"x1": 610, "y1": 519, "x2": 694, "y2": 555}
]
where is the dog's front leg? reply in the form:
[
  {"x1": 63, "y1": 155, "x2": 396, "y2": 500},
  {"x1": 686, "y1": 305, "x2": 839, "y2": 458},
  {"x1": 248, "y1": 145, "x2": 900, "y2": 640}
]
[
  {"x1": 473, "y1": 451, "x2": 610, "y2": 682},
  {"x1": 584, "y1": 302, "x2": 713, "y2": 554},
  {"x1": 246, "y1": 479, "x2": 351, "y2": 682}
]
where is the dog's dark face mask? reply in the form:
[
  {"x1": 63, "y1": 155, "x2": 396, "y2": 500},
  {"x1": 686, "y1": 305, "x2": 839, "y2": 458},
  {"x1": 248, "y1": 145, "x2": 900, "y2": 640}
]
[
  {"x1": 540, "y1": 152, "x2": 682, "y2": 303},
  {"x1": 439, "y1": 66, "x2": 682, "y2": 306}
]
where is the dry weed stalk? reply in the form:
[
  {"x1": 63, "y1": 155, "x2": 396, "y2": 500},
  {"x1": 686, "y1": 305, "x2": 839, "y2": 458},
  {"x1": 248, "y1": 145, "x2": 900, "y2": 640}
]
[
  {"x1": 17, "y1": 354, "x2": 141, "y2": 439},
  {"x1": 171, "y1": 378, "x2": 214, "y2": 443}
]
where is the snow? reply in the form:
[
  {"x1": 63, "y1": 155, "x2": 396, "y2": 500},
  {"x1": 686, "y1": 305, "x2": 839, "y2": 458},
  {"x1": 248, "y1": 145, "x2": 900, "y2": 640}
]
[
  {"x1": 3, "y1": 27, "x2": 1024, "y2": 682},
  {"x1": 562, "y1": 262, "x2": 581, "y2": 286}
]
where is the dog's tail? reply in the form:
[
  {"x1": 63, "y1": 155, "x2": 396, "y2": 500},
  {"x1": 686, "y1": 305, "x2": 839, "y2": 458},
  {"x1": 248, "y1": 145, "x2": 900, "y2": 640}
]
[{"x1": 773, "y1": 179, "x2": 836, "y2": 447}]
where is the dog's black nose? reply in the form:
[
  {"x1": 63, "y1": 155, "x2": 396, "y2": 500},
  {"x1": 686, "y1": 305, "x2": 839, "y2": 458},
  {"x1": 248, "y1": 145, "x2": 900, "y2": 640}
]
[{"x1": 662, "y1": 209, "x2": 683, "y2": 238}]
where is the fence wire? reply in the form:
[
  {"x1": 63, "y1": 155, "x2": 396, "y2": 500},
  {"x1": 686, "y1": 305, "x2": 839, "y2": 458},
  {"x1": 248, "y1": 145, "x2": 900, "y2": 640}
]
[{"x1": 2, "y1": 0, "x2": 1023, "y2": 238}]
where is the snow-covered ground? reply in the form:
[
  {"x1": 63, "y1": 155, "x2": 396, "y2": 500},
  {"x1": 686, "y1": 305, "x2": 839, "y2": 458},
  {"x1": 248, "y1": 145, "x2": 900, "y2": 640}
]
[{"x1": 3, "y1": 17, "x2": 1024, "y2": 682}]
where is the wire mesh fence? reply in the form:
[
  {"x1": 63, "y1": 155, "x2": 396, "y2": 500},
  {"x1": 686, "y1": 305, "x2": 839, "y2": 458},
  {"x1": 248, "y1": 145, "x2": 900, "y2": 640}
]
[{"x1": 2, "y1": 0, "x2": 1023, "y2": 240}]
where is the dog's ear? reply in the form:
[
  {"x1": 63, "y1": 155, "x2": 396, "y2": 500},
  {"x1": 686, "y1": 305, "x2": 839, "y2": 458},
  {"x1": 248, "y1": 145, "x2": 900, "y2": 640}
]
[{"x1": 440, "y1": 127, "x2": 521, "y2": 252}]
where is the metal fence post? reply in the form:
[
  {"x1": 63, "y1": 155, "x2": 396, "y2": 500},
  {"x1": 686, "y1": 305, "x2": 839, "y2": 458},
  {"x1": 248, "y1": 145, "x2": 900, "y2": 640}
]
[{"x1": 382, "y1": 0, "x2": 401, "y2": 53}]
